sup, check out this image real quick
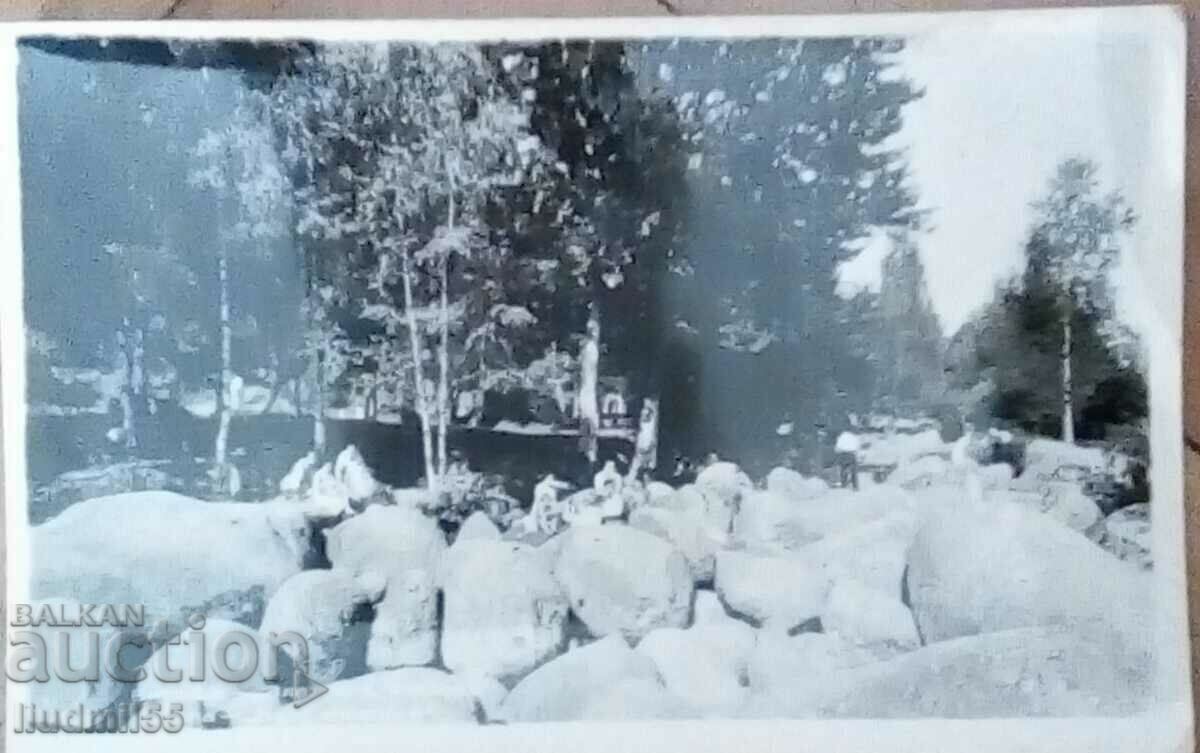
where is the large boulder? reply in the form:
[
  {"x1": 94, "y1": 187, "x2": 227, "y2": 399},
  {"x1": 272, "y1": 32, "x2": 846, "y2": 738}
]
[
  {"x1": 695, "y1": 461, "x2": 753, "y2": 506},
  {"x1": 326, "y1": 505, "x2": 446, "y2": 669},
  {"x1": 662, "y1": 484, "x2": 737, "y2": 537},
  {"x1": 743, "y1": 626, "x2": 1150, "y2": 718},
  {"x1": 998, "y1": 482, "x2": 1102, "y2": 534},
  {"x1": 793, "y1": 509, "x2": 918, "y2": 599},
  {"x1": 734, "y1": 486, "x2": 913, "y2": 554},
  {"x1": 439, "y1": 538, "x2": 568, "y2": 682},
  {"x1": 578, "y1": 677, "x2": 696, "y2": 720},
  {"x1": 334, "y1": 444, "x2": 384, "y2": 507},
  {"x1": 693, "y1": 589, "x2": 732, "y2": 625},
  {"x1": 456, "y1": 510, "x2": 501, "y2": 542},
  {"x1": 888, "y1": 455, "x2": 951, "y2": 490},
  {"x1": 1023, "y1": 438, "x2": 1109, "y2": 479},
  {"x1": 977, "y1": 462, "x2": 1015, "y2": 490},
  {"x1": 906, "y1": 499, "x2": 1151, "y2": 661},
  {"x1": 279, "y1": 452, "x2": 318, "y2": 497},
  {"x1": 226, "y1": 667, "x2": 481, "y2": 725},
  {"x1": 553, "y1": 526, "x2": 693, "y2": 641},
  {"x1": 13, "y1": 598, "x2": 143, "y2": 724},
  {"x1": 134, "y1": 618, "x2": 270, "y2": 711},
  {"x1": 636, "y1": 623, "x2": 756, "y2": 714},
  {"x1": 1103, "y1": 503, "x2": 1151, "y2": 569},
  {"x1": 765, "y1": 467, "x2": 829, "y2": 501},
  {"x1": 733, "y1": 491, "x2": 817, "y2": 551},
  {"x1": 628, "y1": 505, "x2": 722, "y2": 583},
  {"x1": 305, "y1": 463, "x2": 351, "y2": 520},
  {"x1": 31, "y1": 492, "x2": 309, "y2": 629},
  {"x1": 713, "y1": 550, "x2": 827, "y2": 629},
  {"x1": 498, "y1": 635, "x2": 662, "y2": 722},
  {"x1": 645, "y1": 481, "x2": 676, "y2": 504},
  {"x1": 821, "y1": 578, "x2": 919, "y2": 655},
  {"x1": 744, "y1": 631, "x2": 876, "y2": 695},
  {"x1": 259, "y1": 569, "x2": 385, "y2": 684}
]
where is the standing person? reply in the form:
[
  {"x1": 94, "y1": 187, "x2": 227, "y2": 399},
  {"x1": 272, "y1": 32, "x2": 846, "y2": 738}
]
[
  {"x1": 577, "y1": 313, "x2": 601, "y2": 467},
  {"x1": 835, "y1": 425, "x2": 861, "y2": 491}
]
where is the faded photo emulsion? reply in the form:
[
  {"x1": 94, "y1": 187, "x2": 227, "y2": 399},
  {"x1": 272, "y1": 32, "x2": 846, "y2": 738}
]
[{"x1": 0, "y1": 7, "x2": 1189, "y2": 752}]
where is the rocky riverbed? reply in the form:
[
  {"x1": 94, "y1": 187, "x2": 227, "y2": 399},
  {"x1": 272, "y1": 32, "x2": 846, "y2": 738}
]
[{"x1": 24, "y1": 435, "x2": 1154, "y2": 726}]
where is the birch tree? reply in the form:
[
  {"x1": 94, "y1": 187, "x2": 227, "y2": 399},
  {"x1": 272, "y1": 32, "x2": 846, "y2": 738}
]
[
  {"x1": 190, "y1": 94, "x2": 290, "y2": 482},
  {"x1": 265, "y1": 43, "x2": 553, "y2": 490},
  {"x1": 1031, "y1": 158, "x2": 1135, "y2": 443}
]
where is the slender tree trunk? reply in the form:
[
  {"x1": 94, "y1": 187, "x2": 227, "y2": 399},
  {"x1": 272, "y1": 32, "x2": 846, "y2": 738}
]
[
  {"x1": 1060, "y1": 311, "x2": 1075, "y2": 444},
  {"x1": 214, "y1": 248, "x2": 233, "y2": 467},
  {"x1": 436, "y1": 188, "x2": 455, "y2": 480},
  {"x1": 401, "y1": 248, "x2": 438, "y2": 490},
  {"x1": 313, "y1": 332, "x2": 327, "y2": 457},
  {"x1": 119, "y1": 320, "x2": 138, "y2": 450},
  {"x1": 579, "y1": 315, "x2": 600, "y2": 466}
]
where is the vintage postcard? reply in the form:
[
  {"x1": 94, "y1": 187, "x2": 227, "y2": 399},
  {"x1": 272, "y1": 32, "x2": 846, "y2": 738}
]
[{"x1": 0, "y1": 6, "x2": 1189, "y2": 753}]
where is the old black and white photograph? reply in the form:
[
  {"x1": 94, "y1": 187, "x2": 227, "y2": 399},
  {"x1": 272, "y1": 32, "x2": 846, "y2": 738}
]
[{"x1": 0, "y1": 7, "x2": 1189, "y2": 751}]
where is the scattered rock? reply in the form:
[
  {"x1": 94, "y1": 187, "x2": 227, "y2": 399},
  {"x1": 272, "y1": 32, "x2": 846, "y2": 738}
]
[
  {"x1": 306, "y1": 463, "x2": 350, "y2": 520},
  {"x1": 31, "y1": 492, "x2": 309, "y2": 629},
  {"x1": 744, "y1": 626, "x2": 1150, "y2": 718},
  {"x1": 636, "y1": 623, "x2": 756, "y2": 713},
  {"x1": 440, "y1": 539, "x2": 568, "y2": 682},
  {"x1": 693, "y1": 589, "x2": 732, "y2": 625},
  {"x1": 326, "y1": 505, "x2": 447, "y2": 670},
  {"x1": 713, "y1": 549, "x2": 826, "y2": 629},
  {"x1": 334, "y1": 445, "x2": 383, "y2": 506},
  {"x1": 888, "y1": 455, "x2": 950, "y2": 489},
  {"x1": 578, "y1": 677, "x2": 696, "y2": 720},
  {"x1": 35, "y1": 461, "x2": 180, "y2": 523},
  {"x1": 259, "y1": 569, "x2": 385, "y2": 684},
  {"x1": 628, "y1": 505, "x2": 721, "y2": 583},
  {"x1": 821, "y1": 578, "x2": 919, "y2": 655},
  {"x1": 998, "y1": 482, "x2": 1102, "y2": 534},
  {"x1": 553, "y1": 526, "x2": 694, "y2": 641},
  {"x1": 906, "y1": 499, "x2": 1151, "y2": 657},
  {"x1": 389, "y1": 486, "x2": 439, "y2": 510},
  {"x1": 695, "y1": 461, "x2": 753, "y2": 505},
  {"x1": 765, "y1": 467, "x2": 828, "y2": 501},
  {"x1": 735, "y1": 486, "x2": 912, "y2": 554},
  {"x1": 977, "y1": 462, "x2": 1015, "y2": 490},
  {"x1": 796, "y1": 509, "x2": 918, "y2": 599},
  {"x1": 645, "y1": 481, "x2": 676, "y2": 503},
  {"x1": 499, "y1": 635, "x2": 662, "y2": 722},
  {"x1": 1103, "y1": 503, "x2": 1151, "y2": 569},
  {"x1": 1024, "y1": 438, "x2": 1109, "y2": 478},
  {"x1": 462, "y1": 674, "x2": 509, "y2": 722},
  {"x1": 134, "y1": 618, "x2": 270, "y2": 710},
  {"x1": 456, "y1": 510, "x2": 501, "y2": 542},
  {"x1": 279, "y1": 451, "x2": 318, "y2": 497},
  {"x1": 16, "y1": 598, "x2": 140, "y2": 722},
  {"x1": 662, "y1": 483, "x2": 736, "y2": 536},
  {"x1": 745, "y1": 631, "x2": 876, "y2": 695}
]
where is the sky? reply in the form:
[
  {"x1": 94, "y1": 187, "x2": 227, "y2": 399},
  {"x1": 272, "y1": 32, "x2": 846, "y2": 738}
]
[{"x1": 838, "y1": 15, "x2": 1184, "y2": 336}]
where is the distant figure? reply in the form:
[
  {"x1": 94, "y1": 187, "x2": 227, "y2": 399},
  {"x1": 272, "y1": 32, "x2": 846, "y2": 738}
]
[
  {"x1": 626, "y1": 397, "x2": 659, "y2": 483},
  {"x1": 577, "y1": 314, "x2": 601, "y2": 466},
  {"x1": 593, "y1": 460, "x2": 621, "y2": 496},
  {"x1": 532, "y1": 474, "x2": 572, "y2": 535},
  {"x1": 835, "y1": 429, "x2": 861, "y2": 491}
]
